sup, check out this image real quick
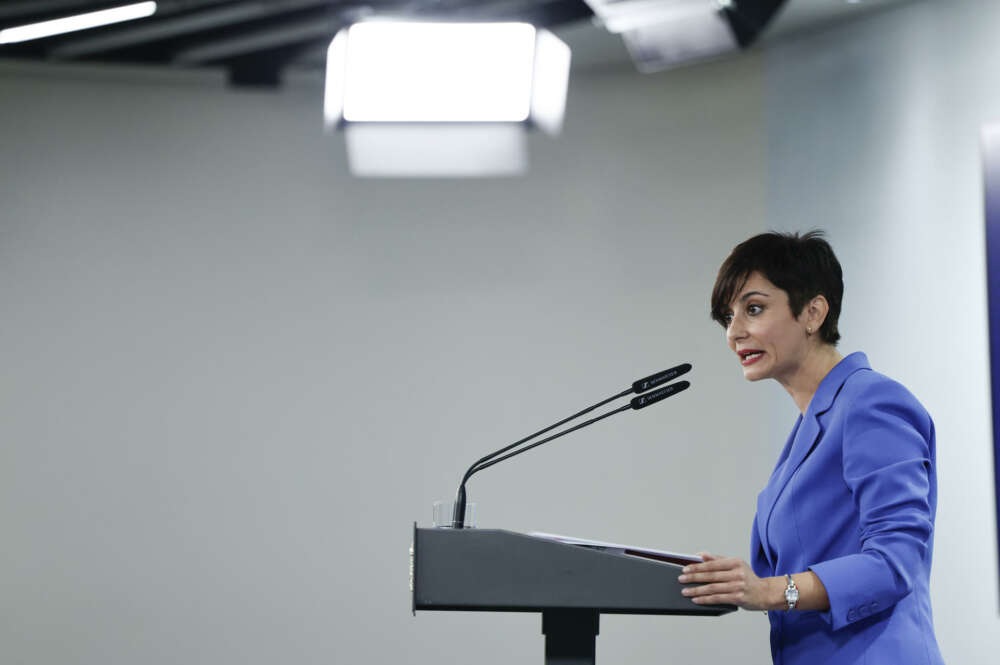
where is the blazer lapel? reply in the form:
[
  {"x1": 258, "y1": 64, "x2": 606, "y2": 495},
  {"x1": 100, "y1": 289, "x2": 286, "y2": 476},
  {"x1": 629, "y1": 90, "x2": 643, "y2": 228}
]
[
  {"x1": 755, "y1": 415, "x2": 800, "y2": 570},
  {"x1": 773, "y1": 412, "x2": 823, "y2": 509},
  {"x1": 755, "y1": 352, "x2": 872, "y2": 568}
]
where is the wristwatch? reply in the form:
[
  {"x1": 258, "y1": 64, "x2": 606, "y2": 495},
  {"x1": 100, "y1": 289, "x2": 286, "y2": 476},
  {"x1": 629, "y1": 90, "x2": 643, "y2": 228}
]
[{"x1": 784, "y1": 573, "x2": 799, "y2": 611}]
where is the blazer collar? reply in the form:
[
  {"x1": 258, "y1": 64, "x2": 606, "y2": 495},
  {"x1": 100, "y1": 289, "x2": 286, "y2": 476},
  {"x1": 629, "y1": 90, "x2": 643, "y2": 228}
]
[
  {"x1": 755, "y1": 351, "x2": 870, "y2": 570},
  {"x1": 803, "y1": 351, "x2": 871, "y2": 419}
]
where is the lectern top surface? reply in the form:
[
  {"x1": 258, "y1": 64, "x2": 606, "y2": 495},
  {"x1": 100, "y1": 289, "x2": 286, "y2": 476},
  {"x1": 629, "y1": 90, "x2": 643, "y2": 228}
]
[{"x1": 527, "y1": 532, "x2": 704, "y2": 567}]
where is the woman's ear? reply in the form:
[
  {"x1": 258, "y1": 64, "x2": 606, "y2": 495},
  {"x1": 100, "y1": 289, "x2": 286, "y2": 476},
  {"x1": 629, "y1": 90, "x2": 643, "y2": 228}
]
[{"x1": 807, "y1": 295, "x2": 830, "y2": 333}]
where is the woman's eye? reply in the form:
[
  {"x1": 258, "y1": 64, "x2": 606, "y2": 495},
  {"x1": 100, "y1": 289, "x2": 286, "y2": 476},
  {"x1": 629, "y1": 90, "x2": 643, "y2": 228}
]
[{"x1": 747, "y1": 304, "x2": 764, "y2": 315}]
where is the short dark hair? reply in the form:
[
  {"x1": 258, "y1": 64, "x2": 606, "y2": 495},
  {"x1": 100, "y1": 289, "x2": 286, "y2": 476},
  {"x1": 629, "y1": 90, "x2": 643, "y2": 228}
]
[{"x1": 710, "y1": 230, "x2": 843, "y2": 345}]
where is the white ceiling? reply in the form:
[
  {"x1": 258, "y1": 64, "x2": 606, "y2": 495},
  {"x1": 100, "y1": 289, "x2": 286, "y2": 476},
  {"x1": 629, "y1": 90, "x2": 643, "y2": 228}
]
[{"x1": 554, "y1": 0, "x2": 920, "y2": 71}]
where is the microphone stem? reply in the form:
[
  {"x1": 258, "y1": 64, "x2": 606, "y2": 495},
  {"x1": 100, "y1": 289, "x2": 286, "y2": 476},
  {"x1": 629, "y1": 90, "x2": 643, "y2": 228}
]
[
  {"x1": 461, "y1": 387, "x2": 633, "y2": 486},
  {"x1": 452, "y1": 402, "x2": 633, "y2": 529},
  {"x1": 473, "y1": 403, "x2": 632, "y2": 473},
  {"x1": 453, "y1": 484, "x2": 467, "y2": 529}
]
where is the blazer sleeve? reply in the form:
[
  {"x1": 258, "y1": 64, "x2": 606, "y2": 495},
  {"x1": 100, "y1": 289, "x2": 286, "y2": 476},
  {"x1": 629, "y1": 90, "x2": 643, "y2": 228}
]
[{"x1": 806, "y1": 380, "x2": 935, "y2": 632}]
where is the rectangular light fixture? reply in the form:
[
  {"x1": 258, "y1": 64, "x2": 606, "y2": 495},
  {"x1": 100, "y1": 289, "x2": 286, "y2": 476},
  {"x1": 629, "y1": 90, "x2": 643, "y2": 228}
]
[
  {"x1": 0, "y1": 2, "x2": 158, "y2": 45},
  {"x1": 325, "y1": 21, "x2": 570, "y2": 131},
  {"x1": 588, "y1": 0, "x2": 724, "y2": 34},
  {"x1": 583, "y1": 0, "x2": 736, "y2": 72},
  {"x1": 621, "y1": 4, "x2": 735, "y2": 72},
  {"x1": 324, "y1": 20, "x2": 571, "y2": 177}
]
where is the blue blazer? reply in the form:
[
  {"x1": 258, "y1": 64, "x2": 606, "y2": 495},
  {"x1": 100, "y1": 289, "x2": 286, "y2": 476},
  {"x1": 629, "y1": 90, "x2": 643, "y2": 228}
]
[{"x1": 751, "y1": 352, "x2": 945, "y2": 665}]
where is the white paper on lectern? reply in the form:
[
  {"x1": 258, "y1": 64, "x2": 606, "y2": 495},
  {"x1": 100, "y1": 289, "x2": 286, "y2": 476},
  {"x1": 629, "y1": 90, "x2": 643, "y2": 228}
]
[{"x1": 528, "y1": 532, "x2": 703, "y2": 565}]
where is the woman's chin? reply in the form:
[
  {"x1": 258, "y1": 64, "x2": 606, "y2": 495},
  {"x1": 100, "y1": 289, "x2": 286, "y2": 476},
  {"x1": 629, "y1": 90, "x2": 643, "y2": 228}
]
[{"x1": 742, "y1": 364, "x2": 770, "y2": 381}]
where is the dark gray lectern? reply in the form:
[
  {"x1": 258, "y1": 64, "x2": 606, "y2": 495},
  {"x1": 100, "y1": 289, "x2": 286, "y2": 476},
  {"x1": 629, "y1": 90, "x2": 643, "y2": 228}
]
[{"x1": 411, "y1": 525, "x2": 736, "y2": 664}]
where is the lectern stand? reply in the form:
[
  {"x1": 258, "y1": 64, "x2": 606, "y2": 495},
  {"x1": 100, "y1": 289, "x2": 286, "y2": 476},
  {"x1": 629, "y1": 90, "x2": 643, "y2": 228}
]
[
  {"x1": 542, "y1": 609, "x2": 599, "y2": 665},
  {"x1": 411, "y1": 525, "x2": 736, "y2": 665}
]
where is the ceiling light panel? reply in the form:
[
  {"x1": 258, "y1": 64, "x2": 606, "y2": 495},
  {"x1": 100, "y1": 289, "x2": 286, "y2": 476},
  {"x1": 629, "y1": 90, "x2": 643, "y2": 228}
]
[{"x1": 328, "y1": 22, "x2": 538, "y2": 124}]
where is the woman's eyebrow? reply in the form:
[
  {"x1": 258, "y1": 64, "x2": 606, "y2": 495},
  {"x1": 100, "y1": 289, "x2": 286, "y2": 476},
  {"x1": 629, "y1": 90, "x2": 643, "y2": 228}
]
[{"x1": 738, "y1": 290, "x2": 770, "y2": 302}]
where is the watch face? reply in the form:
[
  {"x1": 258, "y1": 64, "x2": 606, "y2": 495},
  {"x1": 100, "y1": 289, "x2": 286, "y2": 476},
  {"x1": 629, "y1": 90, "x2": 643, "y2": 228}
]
[{"x1": 787, "y1": 588, "x2": 800, "y2": 603}]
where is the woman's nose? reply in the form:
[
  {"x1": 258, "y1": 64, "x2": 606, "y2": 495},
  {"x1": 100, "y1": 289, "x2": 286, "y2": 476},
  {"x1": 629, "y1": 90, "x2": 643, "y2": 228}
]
[{"x1": 727, "y1": 320, "x2": 747, "y2": 344}]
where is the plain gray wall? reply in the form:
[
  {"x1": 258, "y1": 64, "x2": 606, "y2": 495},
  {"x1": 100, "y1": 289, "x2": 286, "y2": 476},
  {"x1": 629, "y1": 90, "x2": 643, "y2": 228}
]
[{"x1": 0, "y1": 53, "x2": 776, "y2": 664}]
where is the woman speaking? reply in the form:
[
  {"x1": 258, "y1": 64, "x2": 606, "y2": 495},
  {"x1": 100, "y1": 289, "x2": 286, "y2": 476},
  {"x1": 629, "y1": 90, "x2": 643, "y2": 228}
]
[{"x1": 678, "y1": 231, "x2": 945, "y2": 664}]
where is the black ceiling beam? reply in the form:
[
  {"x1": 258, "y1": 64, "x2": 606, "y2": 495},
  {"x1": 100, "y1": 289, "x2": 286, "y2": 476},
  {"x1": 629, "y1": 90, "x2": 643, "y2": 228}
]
[
  {"x1": 225, "y1": 39, "x2": 321, "y2": 86},
  {"x1": 507, "y1": 0, "x2": 593, "y2": 27},
  {"x1": 0, "y1": 0, "x2": 237, "y2": 59},
  {"x1": 724, "y1": 0, "x2": 789, "y2": 48},
  {"x1": 0, "y1": 0, "x2": 235, "y2": 23},
  {"x1": 0, "y1": 0, "x2": 116, "y2": 21},
  {"x1": 49, "y1": 0, "x2": 335, "y2": 58},
  {"x1": 171, "y1": 9, "x2": 342, "y2": 65},
  {"x1": 362, "y1": 0, "x2": 593, "y2": 25}
]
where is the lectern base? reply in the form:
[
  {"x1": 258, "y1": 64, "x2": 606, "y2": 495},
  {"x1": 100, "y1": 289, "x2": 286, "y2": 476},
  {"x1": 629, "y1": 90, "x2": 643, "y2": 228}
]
[{"x1": 542, "y1": 609, "x2": 600, "y2": 665}]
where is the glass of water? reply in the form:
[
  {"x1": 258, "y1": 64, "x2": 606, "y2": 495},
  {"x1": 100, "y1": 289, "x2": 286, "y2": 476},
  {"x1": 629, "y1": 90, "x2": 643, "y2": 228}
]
[{"x1": 433, "y1": 500, "x2": 476, "y2": 528}]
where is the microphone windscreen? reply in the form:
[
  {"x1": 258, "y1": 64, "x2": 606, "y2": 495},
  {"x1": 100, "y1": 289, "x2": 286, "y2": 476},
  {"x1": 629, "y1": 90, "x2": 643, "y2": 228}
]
[
  {"x1": 632, "y1": 363, "x2": 692, "y2": 394},
  {"x1": 630, "y1": 380, "x2": 690, "y2": 410}
]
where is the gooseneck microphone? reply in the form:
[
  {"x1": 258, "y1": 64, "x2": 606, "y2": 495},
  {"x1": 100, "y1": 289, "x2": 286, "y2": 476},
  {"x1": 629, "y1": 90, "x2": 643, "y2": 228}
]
[
  {"x1": 631, "y1": 363, "x2": 691, "y2": 394},
  {"x1": 450, "y1": 363, "x2": 692, "y2": 528}
]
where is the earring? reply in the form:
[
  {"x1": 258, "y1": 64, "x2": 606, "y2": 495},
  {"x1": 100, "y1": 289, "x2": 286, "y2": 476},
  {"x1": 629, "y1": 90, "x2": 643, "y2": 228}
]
[{"x1": 807, "y1": 327, "x2": 813, "y2": 334}]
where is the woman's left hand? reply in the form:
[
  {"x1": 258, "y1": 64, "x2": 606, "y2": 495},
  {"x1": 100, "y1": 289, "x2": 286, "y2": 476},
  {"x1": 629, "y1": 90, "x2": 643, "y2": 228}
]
[{"x1": 677, "y1": 552, "x2": 774, "y2": 611}]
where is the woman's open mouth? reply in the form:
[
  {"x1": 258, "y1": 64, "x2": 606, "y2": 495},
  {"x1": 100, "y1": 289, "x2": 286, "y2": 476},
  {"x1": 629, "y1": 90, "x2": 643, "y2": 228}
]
[{"x1": 740, "y1": 350, "x2": 765, "y2": 366}]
